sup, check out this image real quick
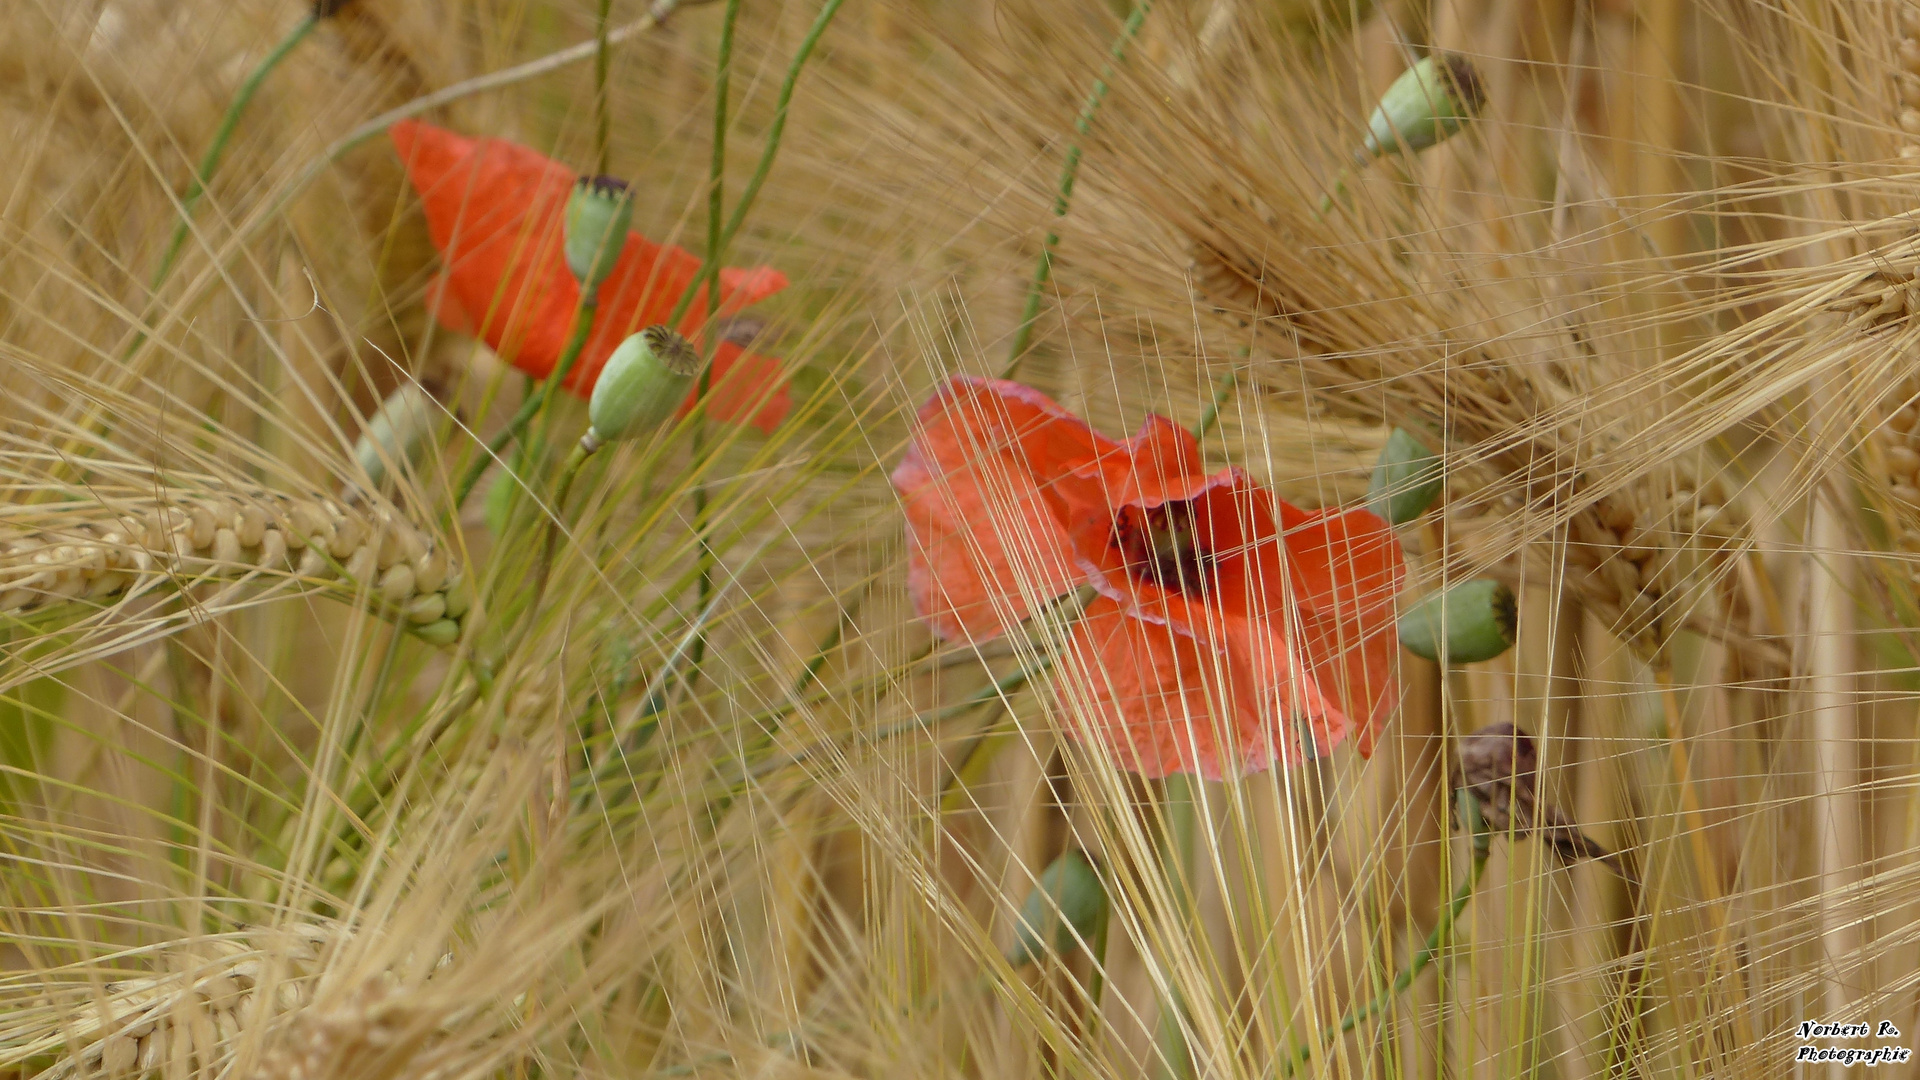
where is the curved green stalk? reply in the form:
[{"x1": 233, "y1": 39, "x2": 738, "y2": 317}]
[
  {"x1": 145, "y1": 14, "x2": 319, "y2": 309},
  {"x1": 453, "y1": 297, "x2": 599, "y2": 508},
  {"x1": 1001, "y1": 0, "x2": 1152, "y2": 377},
  {"x1": 1281, "y1": 790, "x2": 1492, "y2": 1076}
]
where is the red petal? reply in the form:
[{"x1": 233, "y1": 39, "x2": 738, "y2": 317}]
[
  {"x1": 424, "y1": 272, "x2": 476, "y2": 336},
  {"x1": 674, "y1": 342, "x2": 791, "y2": 434},
  {"x1": 1270, "y1": 503, "x2": 1405, "y2": 757},
  {"x1": 890, "y1": 377, "x2": 1099, "y2": 641},
  {"x1": 1057, "y1": 592, "x2": 1329, "y2": 779},
  {"x1": 392, "y1": 121, "x2": 790, "y2": 417},
  {"x1": 391, "y1": 120, "x2": 576, "y2": 374},
  {"x1": 1068, "y1": 414, "x2": 1211, "y2": 508}
]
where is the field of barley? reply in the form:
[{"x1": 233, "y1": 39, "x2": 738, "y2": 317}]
[{"x1": 4, "y1": 1, "x2": 1920, "y2": 1077}]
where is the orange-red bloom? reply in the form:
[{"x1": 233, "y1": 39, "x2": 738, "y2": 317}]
[
  {"x1": 390, "y1": 119, "x2": 791, "y2": 434},
  {"x1": 892, "y1": 377, "x2": 1405, "y2": 779}
]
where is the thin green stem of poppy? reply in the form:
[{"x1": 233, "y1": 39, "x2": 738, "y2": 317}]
[
  {"x1": 1000, "y1": 0, "x2": 1151, "y2": 378},
  {"x1": 685, "y1": 0, "x2": 741, "y2": 689},
  {"x1": 1280, "y1": 790, "x2": 1492, "y2": 1077},
  {"x1": 145, "y1": 14, "x2": 319, "y2": 315},
  {"x1": 594, "y1": 0, "x2": 615, "y2": 177},
  {"x1": 1195, "y1": 372, "x2": 1237, "y2": 439},
  {"x1": 661, "y1": 0, "x2": 848, "y2": 334},
  {"x1": 452, "y1": 297, "x2": 598, "y2": 509},
  {"x1": 1151, "y1": 773, "x2": 1198, "y2": 1080},
  {"x1": 527, "y1": 442, "x2": 595, "y2": 625}
]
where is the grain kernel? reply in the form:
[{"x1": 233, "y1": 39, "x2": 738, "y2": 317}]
[
  {"x1": 344, "y1": 545, "x2": 379, "y2": 583},
  {"x1": 297, "y1": 547, "x2": 329, "y2": 579},
  {"x1": 102, "y1": 1034, "x2": 137, "y2": 1072},
  {"x1": 413, "y1": 547, "x2": 448, "y2": 594},
  {"x1": 378, "y1": 564, "x2": 416, "y2": 604},
  {"x1": 212, "y1": 528, "x2": 243, "y2": 565},
  {"x1": 376, "y1": 525, "x2": 405, "y2": 569},
  {"x1": 404, "y1": 592, "x2": 446, "y2": 624},
  {"x1": 1600, "y1": 501, "x2": 1636, "y2": 534},
  {"x1": 235, "y1": 505, "x2": 267, "y2": 548},
  {"x1": 328, "y1": 515, "x2": 364, "y2": 559},
  {"x1": 1890, "y1": 445, "x2": 1920, "y2": 478},
  {"x1": 260, "y1": 529, "x2": 288, "y2": 567},
  {"x1": 189, "y1": 505, "x2": 217, "y2": 549},
  {"x1": 138, "y1": 1028, "x2": 167, "y2": 1070},
  {"x1": 442, "y1": 576, "x2": 470, "y2": 618}
]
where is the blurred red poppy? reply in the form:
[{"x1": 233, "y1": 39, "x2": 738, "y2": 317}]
[
  {"x1": 892, "y1": 376, "x2": 1404, "y2": 779},
  {"x1": 391, "y1": 119, "x2": 791, "y2": 433}
]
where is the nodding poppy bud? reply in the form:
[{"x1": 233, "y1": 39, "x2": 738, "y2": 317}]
[
  {"x1": 564, "y1": 175, "x2": 635, "y2": 292},
  {"x1": 1367, "y1": 428, "x2": 1443, "y2": 526},
  {"x1": 1399, "y1": 578, "x2": 1517, "y2": 665},
  {"x1": 1360, "y1": 54, "x2": 1486, "y2": 161},
  {"x1": 353, "y1": 384, "x2": 438, "y2": 491},
  {"x1": 1005, "y1": 850, "x2": 1108, "y2": 968},
  {"x1": 312, "y1": 0, "x2": 356, "y2": 17},
  {"x1": 586, "y1": 326, "x2": 700, "y2": 447}
]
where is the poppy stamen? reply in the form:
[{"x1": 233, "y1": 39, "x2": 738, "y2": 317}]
[{"x1": 1116, "y1": 501, "x2": 1213, "y2": 593}]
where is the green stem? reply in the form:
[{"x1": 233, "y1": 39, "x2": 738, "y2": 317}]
[
  {"x1": 453, "y1": 297, "x2": 599, "y2": 509},
  {"x1": 1001, "y1": 0, "x2": 1152, "y2": 377},
  {"x1": 146, "y1": 15, "x2": 319, "y2": 308},
  {"x1": 1281, "y1": 790, "x2": 1492, "y2": 1076},
  {"x1": 1152, "y1": 773, "x2": 1198, "y2": 1080},
  {"x1": 662, "y1": 0, "x2": 849, "y2": 334},
  {"x1": 594, "y1": 0, "x2": 615, "y2": 177},
  {"x1": 1194, "y1": 372, "x2": 1237, "y2": 439},
  {"x1": 685, "y1": 0, "x2": 741, "y2": 686}
]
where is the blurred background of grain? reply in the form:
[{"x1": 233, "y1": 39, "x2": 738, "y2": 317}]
[{"x1": 4, "y1": 1, "x2": 1920, "y2": 1077}]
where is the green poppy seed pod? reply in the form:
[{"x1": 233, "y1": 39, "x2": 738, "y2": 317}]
[
  {"x1": 587, "y1": 326, "x2": 700, "y2": 445},
  {"x1": 1399, "y1": 578, "x2": 1517, "y2": 665},
  {"x1": 1360, "y1": 54, "x2": 1486, "y2": 161},
  {"x1": 353, "y1": 384, "x2": 438, "y2": 491},
  {"x1": 1005, "y1": 850, "x2": 1108, "y2": 968},
  {"x1": 564, "y1": 175, "x2": 635, "y2": 291},
  {"x1": 1366, "y1": 428, "x2": 1443, "y2": 526}
]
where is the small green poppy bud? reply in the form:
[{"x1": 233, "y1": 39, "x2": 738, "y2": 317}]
[
  {"x1": 353, "y1": 384, "x2": 438, "y2": 491},
  {"x1": 1399, "y1": 578, "x2": 1517, "y2": 665},
  {"x1": 564, "y1": 175, "x2": 635, "y2": 291},
  {"x1": 1366, "y1": 428, "x2": 1443, "y2": 526},
  {"x1": 1360, "y1": 54, "x2": 1486, "y2": 161},
  {"x1": 587, "y1": 326, "x2": 700, "y2": 446},
  {"x1": 1005, "y1": 850, "x2": 1108, "y2": 968}
]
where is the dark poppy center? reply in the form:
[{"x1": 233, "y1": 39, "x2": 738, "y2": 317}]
[{"x1": 1114, "y1": 500, "x2": 1213, "y2": 593}]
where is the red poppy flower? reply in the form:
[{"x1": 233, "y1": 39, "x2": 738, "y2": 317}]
[
  {"x1": 390, "y1": 119, "x2": 791, "y2": 433},
  {"x1": 892, "y1": 376, "x2": 1405, "y2": 779}
]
